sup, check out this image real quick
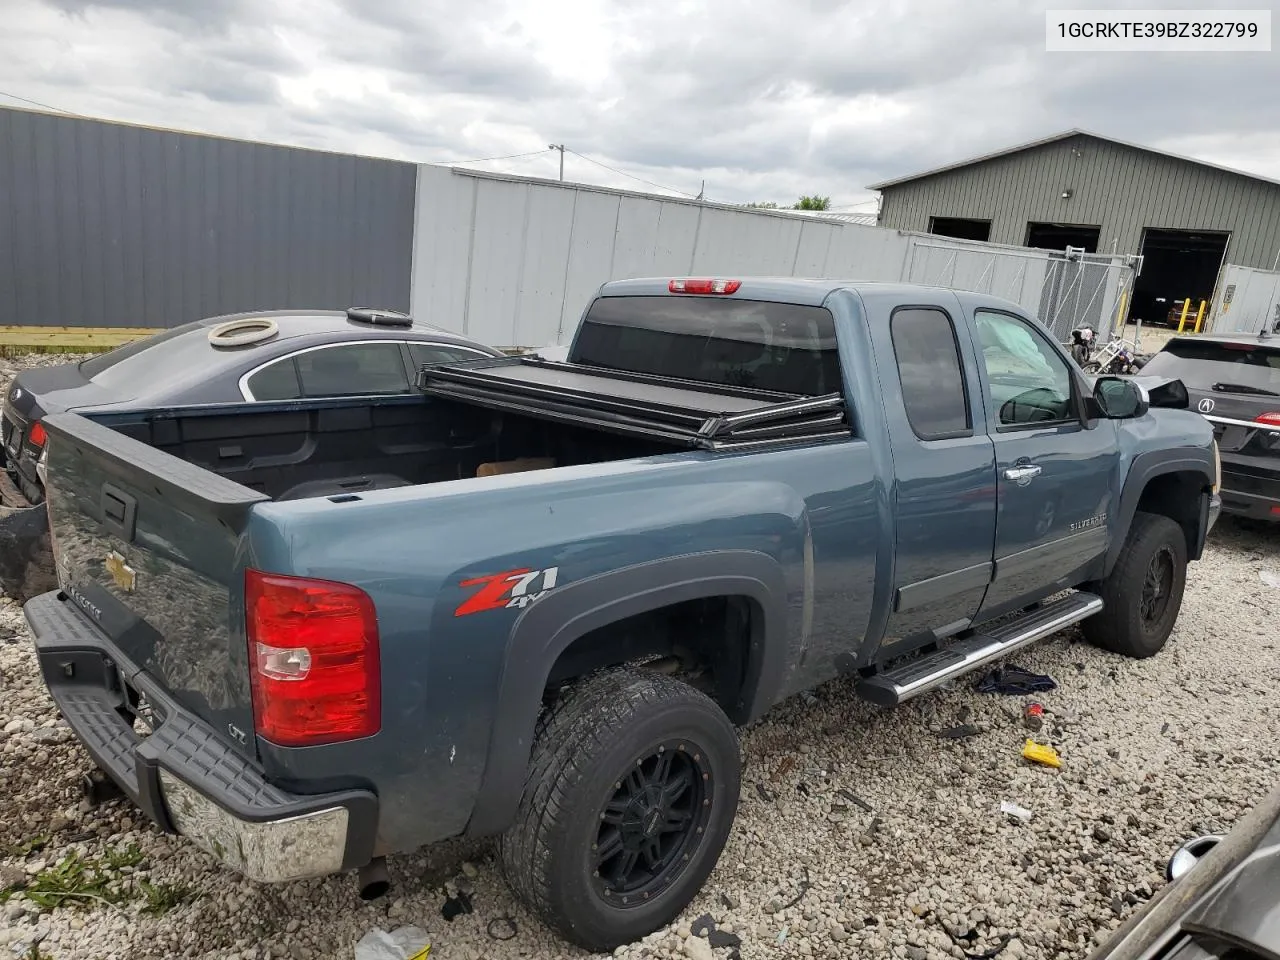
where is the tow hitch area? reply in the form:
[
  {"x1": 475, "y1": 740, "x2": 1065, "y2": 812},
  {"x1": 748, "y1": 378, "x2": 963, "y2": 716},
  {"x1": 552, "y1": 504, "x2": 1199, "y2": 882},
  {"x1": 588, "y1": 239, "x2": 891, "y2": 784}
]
[{"x1": 0, "y1": 484, "x2": 55, "y2": 603}]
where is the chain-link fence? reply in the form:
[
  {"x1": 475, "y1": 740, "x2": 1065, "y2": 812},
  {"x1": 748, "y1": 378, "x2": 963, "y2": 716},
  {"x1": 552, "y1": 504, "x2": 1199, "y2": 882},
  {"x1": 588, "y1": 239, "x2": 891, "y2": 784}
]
[{"x1": 902, "y1": 237, "x2": 1140, "y2": 342}]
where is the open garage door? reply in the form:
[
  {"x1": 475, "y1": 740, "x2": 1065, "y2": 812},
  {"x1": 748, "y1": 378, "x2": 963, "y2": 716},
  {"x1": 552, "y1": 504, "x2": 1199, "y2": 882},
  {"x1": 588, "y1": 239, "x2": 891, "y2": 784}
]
[
  {"x1": 1025, "y1": 222, "x2": 1102, "y2": 253},
  {"x1": 1130, "y1": 228, "x2": 1230, "y2": 327}
]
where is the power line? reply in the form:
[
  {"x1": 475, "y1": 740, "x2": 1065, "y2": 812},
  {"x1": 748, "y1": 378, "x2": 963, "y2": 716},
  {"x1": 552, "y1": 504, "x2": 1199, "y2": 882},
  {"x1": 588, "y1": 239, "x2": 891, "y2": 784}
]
[
  {"x1": 565, "y1": 148, "x2": 700, "y2": 199},
  {"x1": 0, "y1": 90, "x2": 78, "y2": 116},
  {"x1": 435, "y1": 148, "x2": 553, "y2": 166},
  {"x1": 831, "y1": 198, "x2": 880, "y2": 210}
]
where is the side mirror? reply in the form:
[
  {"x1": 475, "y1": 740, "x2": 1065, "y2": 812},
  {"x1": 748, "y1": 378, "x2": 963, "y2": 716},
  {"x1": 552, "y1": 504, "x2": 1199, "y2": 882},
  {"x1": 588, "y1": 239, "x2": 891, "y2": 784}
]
[{"x1": 1093, "y1": 376, "x2": 1148, "y2": 419}]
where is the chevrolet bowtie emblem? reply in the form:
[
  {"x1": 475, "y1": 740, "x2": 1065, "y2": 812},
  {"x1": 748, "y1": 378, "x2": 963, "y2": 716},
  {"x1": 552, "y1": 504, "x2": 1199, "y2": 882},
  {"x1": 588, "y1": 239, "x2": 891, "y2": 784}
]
[{"x1": 105, "y1": 550, "x2": 135, "y2": 593}]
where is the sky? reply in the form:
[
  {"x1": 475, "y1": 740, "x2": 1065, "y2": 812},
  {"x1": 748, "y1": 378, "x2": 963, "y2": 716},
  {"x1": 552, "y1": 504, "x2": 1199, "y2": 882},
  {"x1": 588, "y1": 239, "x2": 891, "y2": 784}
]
[{"x1": 0, "y1": 0, "x2": 1277, "y2": 212}]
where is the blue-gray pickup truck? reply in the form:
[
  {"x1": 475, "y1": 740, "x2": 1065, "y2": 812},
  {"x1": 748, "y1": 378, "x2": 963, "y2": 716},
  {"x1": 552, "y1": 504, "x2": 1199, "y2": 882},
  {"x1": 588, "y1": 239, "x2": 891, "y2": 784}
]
[{"x1": 25, "y1": 278, "x2": 1221, "y2": 951}]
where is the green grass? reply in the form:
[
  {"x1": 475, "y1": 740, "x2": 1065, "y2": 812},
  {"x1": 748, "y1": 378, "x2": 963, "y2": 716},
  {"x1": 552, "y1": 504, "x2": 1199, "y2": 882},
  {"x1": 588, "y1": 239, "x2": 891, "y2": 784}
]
[
  {"x1": 20, "y1": 852, "x2": 127, "y2": 910},
  {"x1": 0, "y1": 841, "x2": 198, "y2": 917},
  {"x1": 3, "y1": 843, "x2": 148, "y2": 910},
  {"x1": 138, "y1": 879, "x2": 201, "y2": 915},
  {"x1": 101, "y1": 844, "x2": 144, "y2": 870}
]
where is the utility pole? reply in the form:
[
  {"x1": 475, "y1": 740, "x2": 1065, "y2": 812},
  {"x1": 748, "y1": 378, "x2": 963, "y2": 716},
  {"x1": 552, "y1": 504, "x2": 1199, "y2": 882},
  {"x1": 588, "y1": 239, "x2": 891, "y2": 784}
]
[
  {"x1": 696, "y1": 179, "x2": 705, "y2": 201},
  {"x1": 548, "y1": 143, "x2": 565, "y2": 181}
]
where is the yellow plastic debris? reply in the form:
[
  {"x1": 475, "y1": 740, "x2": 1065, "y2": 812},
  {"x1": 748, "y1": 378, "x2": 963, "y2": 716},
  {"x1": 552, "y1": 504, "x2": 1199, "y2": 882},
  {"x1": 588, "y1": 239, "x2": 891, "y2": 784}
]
[
  {"x1": 1022, "y1": 739, "x2": 1062, "y2": 768},
  {"x1": 407, "y1": 948, "x2": 432, "y2": 960}
]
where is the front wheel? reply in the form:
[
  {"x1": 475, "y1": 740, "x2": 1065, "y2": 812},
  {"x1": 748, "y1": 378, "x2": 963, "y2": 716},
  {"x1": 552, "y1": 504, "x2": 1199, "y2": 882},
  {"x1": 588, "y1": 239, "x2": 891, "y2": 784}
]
[
  {"x1": 1081, "y1": 360, "x2": 1102, "y2": 374},
  {"x1": 1082, "y1": 511, "x2": 1188, "y2": 658},
  {"x1": 499, "y1": 668, "x2": 742, "y2": 952}
]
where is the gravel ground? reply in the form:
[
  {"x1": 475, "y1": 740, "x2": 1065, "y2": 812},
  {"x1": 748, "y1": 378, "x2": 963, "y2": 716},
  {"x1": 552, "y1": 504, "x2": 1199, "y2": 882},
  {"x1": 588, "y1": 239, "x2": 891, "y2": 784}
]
[{"x1": 2, "y1": 351, "x2": 1278, "y2": 960}]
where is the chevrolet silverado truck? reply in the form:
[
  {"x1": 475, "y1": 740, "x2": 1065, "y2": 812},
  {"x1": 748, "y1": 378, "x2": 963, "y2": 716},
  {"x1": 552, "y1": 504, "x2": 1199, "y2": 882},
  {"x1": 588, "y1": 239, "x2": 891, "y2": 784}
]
[{"x1": 25, "y1": 278, "x2": 1221, "y2": 951}]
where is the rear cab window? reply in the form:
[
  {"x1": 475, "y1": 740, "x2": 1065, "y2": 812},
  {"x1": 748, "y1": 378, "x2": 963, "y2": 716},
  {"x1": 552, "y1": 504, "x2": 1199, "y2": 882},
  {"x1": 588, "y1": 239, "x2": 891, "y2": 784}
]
[{"x1": 569, "y1": 296, "x2": 843, "y2": 397}]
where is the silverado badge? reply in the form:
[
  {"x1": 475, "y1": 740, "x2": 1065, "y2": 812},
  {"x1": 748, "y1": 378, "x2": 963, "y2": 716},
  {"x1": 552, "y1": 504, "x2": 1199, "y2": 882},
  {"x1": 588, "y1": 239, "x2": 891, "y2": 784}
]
[{"x1": 105, "y1": 550, "x2": 136, "y2": 593}]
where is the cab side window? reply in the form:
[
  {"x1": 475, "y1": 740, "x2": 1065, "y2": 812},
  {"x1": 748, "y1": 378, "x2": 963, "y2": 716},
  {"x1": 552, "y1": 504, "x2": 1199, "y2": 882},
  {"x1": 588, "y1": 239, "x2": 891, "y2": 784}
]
[
  {"x1": 890, "y1": 307, "x2": 971, "y2": 440},
  {"x1": 974, "y1": 310, "x2": 1074, "y2": 427}
]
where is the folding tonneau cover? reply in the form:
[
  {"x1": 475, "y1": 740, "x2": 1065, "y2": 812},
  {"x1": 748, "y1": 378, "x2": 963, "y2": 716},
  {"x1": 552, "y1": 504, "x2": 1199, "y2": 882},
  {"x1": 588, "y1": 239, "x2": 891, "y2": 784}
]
[{"x1": 416, "y1": 355, "x2": 851, "y2": 451}]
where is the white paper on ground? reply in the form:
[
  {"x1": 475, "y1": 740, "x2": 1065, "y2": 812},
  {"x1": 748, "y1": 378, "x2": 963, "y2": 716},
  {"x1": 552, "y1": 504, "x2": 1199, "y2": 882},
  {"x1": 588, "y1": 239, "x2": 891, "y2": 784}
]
[{"x1": 354, "y1": 926, "x2": 430, "y2": 960}]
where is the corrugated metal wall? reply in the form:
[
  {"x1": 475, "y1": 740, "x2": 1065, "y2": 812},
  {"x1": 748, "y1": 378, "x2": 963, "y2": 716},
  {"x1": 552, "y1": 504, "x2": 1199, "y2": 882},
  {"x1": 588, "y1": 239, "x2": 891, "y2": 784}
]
[
  {"x1": 409, "y1": 166, "x2": 1135, "y2": 347},
  {"x1": 1209, "y1": 264, "x2": 1280, "y2": 334},
  {"x1": 0, "y1": 106, "x2": 416, "y2": 328},
  {"x1": 410, "y1": 166, "x2": 917, "y2": 347},
  {"x1": 877, "y1": 134, "x2": 1280, "y2": 270}
]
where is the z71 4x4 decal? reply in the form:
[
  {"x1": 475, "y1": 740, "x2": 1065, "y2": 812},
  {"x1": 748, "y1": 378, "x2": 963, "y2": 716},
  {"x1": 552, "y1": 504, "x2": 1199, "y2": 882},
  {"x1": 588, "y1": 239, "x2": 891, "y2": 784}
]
[{"x1": 454, "y1": 566, "x2": 560, "y2": 617}]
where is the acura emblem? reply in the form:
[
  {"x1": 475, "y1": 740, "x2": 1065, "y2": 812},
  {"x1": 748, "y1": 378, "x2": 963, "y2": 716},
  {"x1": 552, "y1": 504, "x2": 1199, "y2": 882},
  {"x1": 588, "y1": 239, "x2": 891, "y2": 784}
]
[{"x1": 1197, "y1": 398, "x2": 1215, "y2": 413}]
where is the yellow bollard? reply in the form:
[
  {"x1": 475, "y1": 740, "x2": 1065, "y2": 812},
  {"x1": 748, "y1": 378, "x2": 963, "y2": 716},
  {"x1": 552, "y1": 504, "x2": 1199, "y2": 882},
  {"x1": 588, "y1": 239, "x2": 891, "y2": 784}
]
[
  {"x1": 1193, "y1": 299, "x2": 1206, "y2": 333},
  {"x1": 1177, "y1": 298, "x2": 1192, "y2": 333}
]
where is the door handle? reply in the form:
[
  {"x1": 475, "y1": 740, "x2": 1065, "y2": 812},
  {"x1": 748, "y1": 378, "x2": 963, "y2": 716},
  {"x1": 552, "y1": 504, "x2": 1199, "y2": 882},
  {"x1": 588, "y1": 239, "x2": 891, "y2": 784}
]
[{"x1": 1003, "y1": 464, "x2": 1042, "y2": 485}]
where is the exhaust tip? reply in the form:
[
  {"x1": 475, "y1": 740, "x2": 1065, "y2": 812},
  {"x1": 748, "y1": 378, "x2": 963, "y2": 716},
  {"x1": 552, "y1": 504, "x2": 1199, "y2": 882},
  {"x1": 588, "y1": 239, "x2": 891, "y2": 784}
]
[
  {"x1": 1166, "y1": 834, "x2": 1224, "y2": 882},
  {"x1": 357, "y1": 857, "x2": 390, "y2": 901}
]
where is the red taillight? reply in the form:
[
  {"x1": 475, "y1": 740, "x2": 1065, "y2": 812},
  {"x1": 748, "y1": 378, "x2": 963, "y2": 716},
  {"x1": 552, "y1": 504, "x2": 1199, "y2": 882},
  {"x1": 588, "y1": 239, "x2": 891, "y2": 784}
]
[
  {"x1": 1256, "y1": 412, "x2": 1280, "y2": 426},
  {"x1": 27, "y1": 421, "x2": 46, "y2": 447},
  {"x1": 245, "y1": 569, "x2": 381, "y2": 747},
  {"x1": 668, "y1": 278, "x2": 741, "y2": 295}
]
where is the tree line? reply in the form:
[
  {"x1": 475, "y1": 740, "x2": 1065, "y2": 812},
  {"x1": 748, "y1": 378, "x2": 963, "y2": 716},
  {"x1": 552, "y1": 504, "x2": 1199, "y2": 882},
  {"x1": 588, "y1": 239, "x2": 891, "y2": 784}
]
[{"x1": 745, "y1": 196, "x2": 832, "y2": 211}]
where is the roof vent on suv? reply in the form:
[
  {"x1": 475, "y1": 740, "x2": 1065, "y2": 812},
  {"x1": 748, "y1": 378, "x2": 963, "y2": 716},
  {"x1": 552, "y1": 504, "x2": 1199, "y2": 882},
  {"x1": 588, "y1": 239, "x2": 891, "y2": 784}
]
[{"x1": 347, "y1": 308, "x2": 413, "y2": 328}]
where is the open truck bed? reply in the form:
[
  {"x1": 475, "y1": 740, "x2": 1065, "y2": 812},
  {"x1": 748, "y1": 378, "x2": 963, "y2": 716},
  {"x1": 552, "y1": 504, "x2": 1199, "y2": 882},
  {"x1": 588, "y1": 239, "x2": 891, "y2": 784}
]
[{"x1": 417, "y1": 355, "x2": 850, "y2": 451}]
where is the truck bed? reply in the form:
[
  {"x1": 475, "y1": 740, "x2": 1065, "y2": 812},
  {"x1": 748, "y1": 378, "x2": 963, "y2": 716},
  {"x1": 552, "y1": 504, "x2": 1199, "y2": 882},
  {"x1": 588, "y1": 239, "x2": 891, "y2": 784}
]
[{"x1": 88, "y1": 392, "x2": 680, "y2": 503}]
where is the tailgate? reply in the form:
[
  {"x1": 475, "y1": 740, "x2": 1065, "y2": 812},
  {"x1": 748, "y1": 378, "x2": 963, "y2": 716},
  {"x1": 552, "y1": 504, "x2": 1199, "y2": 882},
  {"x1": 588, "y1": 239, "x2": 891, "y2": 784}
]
[{"x1": 39, "y1": 411, "x2": 269, "y2": 761}]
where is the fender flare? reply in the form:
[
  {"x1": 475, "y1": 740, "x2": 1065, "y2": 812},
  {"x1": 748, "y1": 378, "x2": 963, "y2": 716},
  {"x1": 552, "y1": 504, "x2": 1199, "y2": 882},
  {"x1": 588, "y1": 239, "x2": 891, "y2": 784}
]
[
  {"x1": 464, "y1": 549, "x2": 790, "y2": 837},
  {"x1": 1107, "y1": 448, "x2": 1214, "y2": 574}
]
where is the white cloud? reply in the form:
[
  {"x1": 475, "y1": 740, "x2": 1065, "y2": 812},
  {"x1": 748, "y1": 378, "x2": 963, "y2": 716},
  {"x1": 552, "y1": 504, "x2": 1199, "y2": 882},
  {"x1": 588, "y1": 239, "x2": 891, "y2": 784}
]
[{"x1": 0, "y1": 0, "x2": 1275, "y2": 210}]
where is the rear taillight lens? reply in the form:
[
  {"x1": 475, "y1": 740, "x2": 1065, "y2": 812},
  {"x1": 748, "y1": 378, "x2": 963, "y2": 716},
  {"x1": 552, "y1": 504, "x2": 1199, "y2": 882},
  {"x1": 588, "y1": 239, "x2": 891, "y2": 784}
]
[
  {"x1": 669, "y1": 278, "x2": 741, "y2": 295},
  {"x1": 1256, "y1": 412, "x2": 1280, "y2": 427},
  {"x1": 27, "y1": 421, "x2": 46, "y2": 447},
  {"x1": 245, "y1": 569, "x2": 381, "y2": 747}
]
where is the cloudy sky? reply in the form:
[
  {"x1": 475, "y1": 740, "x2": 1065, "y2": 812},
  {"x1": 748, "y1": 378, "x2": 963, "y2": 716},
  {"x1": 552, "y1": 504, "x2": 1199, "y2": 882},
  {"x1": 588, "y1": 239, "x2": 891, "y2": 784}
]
[{"x1": 0, "y1": 0, "x2": 1276, "y2": 211}]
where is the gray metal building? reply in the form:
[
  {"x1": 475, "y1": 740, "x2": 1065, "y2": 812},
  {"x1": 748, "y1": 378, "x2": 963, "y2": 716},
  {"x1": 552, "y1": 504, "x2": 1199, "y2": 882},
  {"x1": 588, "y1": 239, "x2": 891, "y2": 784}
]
[
  {"x1": 870, "y1": 129, "x2": 1280, "y2": 325},
  {"x1": 0, "y1": 106, "x2": 416, "y2": 329}
]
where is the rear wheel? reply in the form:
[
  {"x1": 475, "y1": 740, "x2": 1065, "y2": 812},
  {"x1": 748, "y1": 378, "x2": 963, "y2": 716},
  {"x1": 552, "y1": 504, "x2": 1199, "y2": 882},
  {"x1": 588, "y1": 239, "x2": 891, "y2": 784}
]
[
  {"x1": 1082, "y1": 511, "x2": 1187, "y2": 658},
  {"x1": 499, "y1": 667, "x2": 741, "y2": 952},
  {"x1": 1081, "y1": 360, "x2": 1102, "y2": 374}
]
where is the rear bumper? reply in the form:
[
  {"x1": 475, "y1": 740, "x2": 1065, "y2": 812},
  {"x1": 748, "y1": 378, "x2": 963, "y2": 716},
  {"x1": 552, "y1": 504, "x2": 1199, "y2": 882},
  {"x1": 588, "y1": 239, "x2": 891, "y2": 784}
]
[
  {"x1": 1219, "y1": 463, "x2": 1280, "y2": 522},
  {"x1": 24, "y1": 590, "x2": 379, "y2": 883}
]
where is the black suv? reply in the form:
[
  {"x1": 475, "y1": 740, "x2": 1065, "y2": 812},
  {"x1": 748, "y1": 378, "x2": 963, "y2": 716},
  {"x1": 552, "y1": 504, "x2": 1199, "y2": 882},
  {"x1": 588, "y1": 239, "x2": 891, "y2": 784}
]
[{"x1": 1140, "y1": 332, "x2": 1280, "y2": 522}]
